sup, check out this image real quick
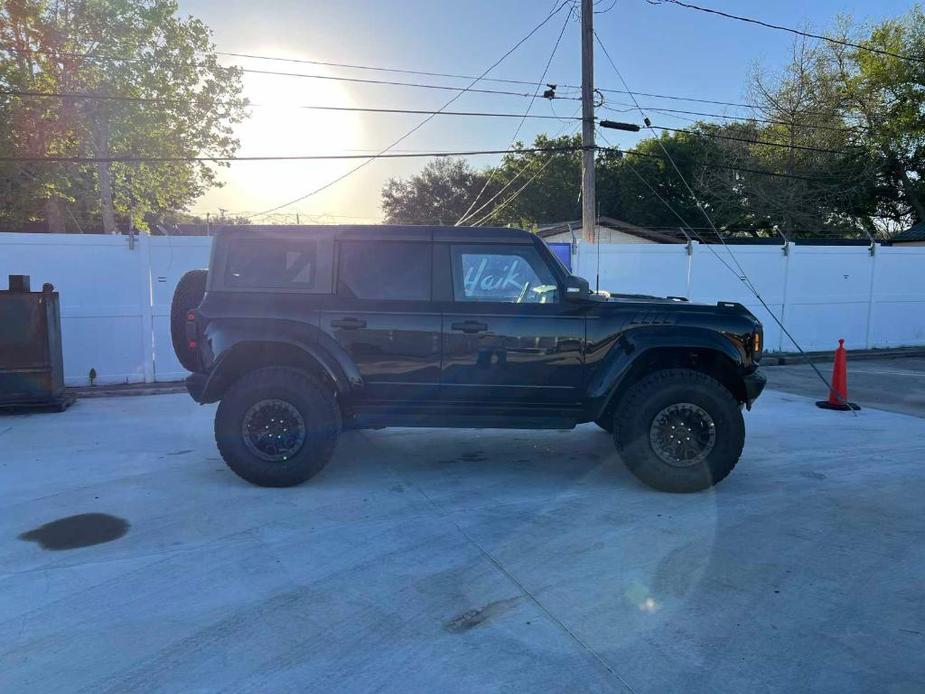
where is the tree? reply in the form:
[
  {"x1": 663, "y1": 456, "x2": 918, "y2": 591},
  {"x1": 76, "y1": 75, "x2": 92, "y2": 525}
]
[
  {"x1": 825, "y1": 7, "x2": 925, "y2": 233},
  {"x1": 0, "y1": 0, "x2": 246, "y2": 232},
  {"x1": 474, "y1": 134, "x2": 583, "y2": 227},
  {"x1": 381, "y1": 158, "x2": 494, "y2": 225}
]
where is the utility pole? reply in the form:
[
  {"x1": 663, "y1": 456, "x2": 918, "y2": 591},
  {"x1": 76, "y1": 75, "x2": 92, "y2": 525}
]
[{"x1": 580, "y1": 0, "x2": 596, "y2": 243}]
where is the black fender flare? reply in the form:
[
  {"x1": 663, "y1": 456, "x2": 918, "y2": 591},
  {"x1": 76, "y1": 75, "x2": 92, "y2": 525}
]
[
  {"x1": 199, "y1": 318, "x2": 362, "y2": 403},
  {"x1": 587, "y1": 326, "x2": 746, "y2": 420}
]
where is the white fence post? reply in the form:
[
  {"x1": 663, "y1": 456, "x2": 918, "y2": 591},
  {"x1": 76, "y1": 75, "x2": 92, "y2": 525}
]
[
  {"x1": 863, "y1": 245, "x2": 878, "y2": 350},
  {"x1": 778, "y1": 242, "x2": 793, "y2": 352},
  {"x1": 138, "y1": 233, "x2": 156, "y2": 383}
]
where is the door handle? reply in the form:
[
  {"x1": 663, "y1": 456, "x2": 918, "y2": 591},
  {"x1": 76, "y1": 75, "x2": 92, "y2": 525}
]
[
  {"x1": 331, "y1": 317, "x2": 366, "y2": 329},
  {"x1": 451, "y1": 320, "x2": 488, "y2": 334}
]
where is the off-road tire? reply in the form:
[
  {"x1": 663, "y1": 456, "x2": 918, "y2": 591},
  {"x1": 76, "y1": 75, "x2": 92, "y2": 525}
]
[
  {"x1": 215, "y1": 367, "x2": 341, "y2": 487},
  {"x1": 170, "y1": 269, "x2": 208, "y2": 372},
  {"x1": 613, "y1": 368, "x2": 744, "y2": 493}
]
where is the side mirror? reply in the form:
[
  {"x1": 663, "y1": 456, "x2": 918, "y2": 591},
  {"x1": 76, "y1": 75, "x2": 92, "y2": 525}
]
[{"x1": 563, "y1": 275, "x2": 591, "y2": 302}]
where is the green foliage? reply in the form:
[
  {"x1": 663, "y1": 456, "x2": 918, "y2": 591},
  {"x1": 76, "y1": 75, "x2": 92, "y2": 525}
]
[
  {"x1": 380, "y1": 5, "x2": 925, "y2": 239},
  {"x1": 382, "y1": 158, "x2": 494, "y2": 225},
  {"x1": 0, "y1": 0, "x2": 247, "y2": 232}
]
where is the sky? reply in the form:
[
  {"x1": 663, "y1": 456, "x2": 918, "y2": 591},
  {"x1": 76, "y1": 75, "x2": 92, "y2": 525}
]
[{"x1": 178, "y1": 0, "x2": 916, "y2": 223}]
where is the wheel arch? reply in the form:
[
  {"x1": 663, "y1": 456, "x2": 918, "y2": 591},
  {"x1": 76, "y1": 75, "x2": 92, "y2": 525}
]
[
  {"x1": 594, "y1": 340, "x2": 748, "y2": 423},
  {"x1": 200, "y1": 339, "x2": 352, "y2": 409}
]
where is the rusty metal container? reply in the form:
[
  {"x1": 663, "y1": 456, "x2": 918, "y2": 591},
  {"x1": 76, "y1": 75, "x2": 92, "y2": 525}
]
[{"x1": 0, "y1": 275, "x2": 72, "y2": 411}]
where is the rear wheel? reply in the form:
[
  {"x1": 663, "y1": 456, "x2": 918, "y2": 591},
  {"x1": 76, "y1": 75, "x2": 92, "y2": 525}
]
[
  {"x1": 215, "y1": 367, "x2": 341, "y2": 487},
  {"x1": 613, "y1": 369, "x2": 744, "y2": 492},
  {"x1": 170, "y1": 269, "x2": 207, "y2": 372}
]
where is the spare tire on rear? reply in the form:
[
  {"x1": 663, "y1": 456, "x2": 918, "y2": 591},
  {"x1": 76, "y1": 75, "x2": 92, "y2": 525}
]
[{"x1": 171, "y1": 269, "x2": 208, "y2": 372}]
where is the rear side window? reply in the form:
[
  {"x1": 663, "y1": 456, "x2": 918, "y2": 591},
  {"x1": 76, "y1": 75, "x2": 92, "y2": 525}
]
[
  {"x1": 223, "y1": 238, "x2": 331, "y2": 292},
  {"x1": 337, "y1": 241, "x2": 431, "y2": 301}
]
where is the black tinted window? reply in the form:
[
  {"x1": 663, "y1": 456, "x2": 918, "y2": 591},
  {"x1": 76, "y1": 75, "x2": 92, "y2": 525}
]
[
  {"x1": 224, "y1": 239, "x2": 328, "y2": 291},
  {"x1": 337, "y1": 241, "x2": 431, "y2": 301}
]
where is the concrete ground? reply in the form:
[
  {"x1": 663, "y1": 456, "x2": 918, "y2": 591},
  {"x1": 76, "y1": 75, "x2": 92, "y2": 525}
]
[
  {"x1": 1, "y1": 390, "x2": 924, "y2": 693},
  {"x1": 766, "y1": 356, "x2": 925, "y2": 418}
]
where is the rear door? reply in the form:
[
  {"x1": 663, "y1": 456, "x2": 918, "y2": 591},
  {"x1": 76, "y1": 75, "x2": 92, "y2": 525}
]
[
  {"x1": 321, "y1": 236, "x2": 441, "y2": 403},
  {"x1": 438, "y1": 241, "x2": 585, "y2": 404}
]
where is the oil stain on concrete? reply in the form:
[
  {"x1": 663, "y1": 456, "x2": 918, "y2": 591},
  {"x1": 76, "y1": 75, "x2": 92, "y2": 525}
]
[{"x1": 19, "y1": 513, "x2": 129, "y2": 550}]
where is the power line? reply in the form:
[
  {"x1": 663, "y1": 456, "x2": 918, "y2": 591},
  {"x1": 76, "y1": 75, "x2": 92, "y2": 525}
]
[
  {"x1": 0, "y1": 44, "x2": 567, "y2": 91},
  {"x1": 0, "y1": 145, "x2": 590, "y2": 164},
  {"x1": 605, "y1": 103, "x2": 859, "y2": 133},
  {"x1": 647, "y1": 0, "x2": 925, "y2": 65},
  {"x1": 461, "y1": 113, "x2": 582, "y2": 225},
  {"x1": 0, "y1": 42, "x2": 849, "y2": 120},
  {"x1": 237, "y1": 67, "x2": 580, "y2": 100},
  {"x1": 2, "y1": 85, "x2": 859, "y2": 140},
  {"x1": 247, "y1": 0, "x2": 576, "y2": 218},
  {"x1": 0, "y1": 90, "x2": 583, "y2": 121},
  {"x1": 456, "y1": 1, "x2": 575, "y2": 225},
  {"x1": 472, "y1": 154, "x2": 560, "y2": 226},
  {"x1": 650, "y1": 125, "x2": 855, "y2": 156},
  {"x1": 2, "y1": 143, "x2": 835, "y2": 181}
]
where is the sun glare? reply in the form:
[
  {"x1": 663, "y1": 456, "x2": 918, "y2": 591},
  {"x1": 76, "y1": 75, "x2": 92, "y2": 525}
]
[{"x1": 226, "y1": 52, "x2": 363, "y2": 214}]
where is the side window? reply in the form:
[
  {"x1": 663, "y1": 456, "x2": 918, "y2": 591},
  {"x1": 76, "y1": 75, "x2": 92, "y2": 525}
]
[
  {"x1": 224, "y1": 238, "x2": 329, "y2": 292},
  {"x1": 451, "y1": 244, "x2": 559, "y2": 304},
  {"x1": 337, "y1": 241, "x2": 431, "y2": 301}
]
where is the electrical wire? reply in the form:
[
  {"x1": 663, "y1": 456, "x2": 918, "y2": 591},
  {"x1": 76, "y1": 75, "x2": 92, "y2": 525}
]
[
  {"x1": 0, "y1": 87, "x2": 581, "y2": 108},
  {"x1": 1, "y1": 143, "x2": 838, "y2": 182},
  {"x1": 647, "y1": 0, "x2": 925, "y2": 65},
  {"x1": 1, "y1": 86, "x2": 855, "y2": 137},
  {"x1": 471, "y1": 147, "x2": 567, "y2": 226},
  {"x1": 463, "y1": 112, "x2": 582, "y2": 226},
  {"x1": 650, "y1": 125, "x2": 855, "y2": 156},
  {"x1": 594, "y1": 29, "x2": 852, "y2": 408},
  {"x1": 603, "y1": 103, "x2": 860, "y2": 134},
  {"x1": 0, "y1": 42, "x2": 857, "y2": 124},
  {"x1": 0, "y1": 145, "x2": 589, "y2": 164},
  {"x1": 456, "y1": 2, "x2": 575, "y2": 225},
  {"x1": 247, "y1": 0, "x2": 575, "y2": 218},
  {"x1": 237, "y1": 68, "x2": 580, "y2": 100}
]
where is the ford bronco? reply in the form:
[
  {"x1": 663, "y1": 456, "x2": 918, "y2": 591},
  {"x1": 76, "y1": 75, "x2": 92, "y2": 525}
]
[{"x1": 173, "y1": 225, "x2": 766, "y2": 492}]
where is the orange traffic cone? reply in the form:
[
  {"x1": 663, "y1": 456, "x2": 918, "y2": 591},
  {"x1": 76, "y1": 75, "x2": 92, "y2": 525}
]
[{"x1": 816, "y1": 339, "x2": 860, "y2": 410}]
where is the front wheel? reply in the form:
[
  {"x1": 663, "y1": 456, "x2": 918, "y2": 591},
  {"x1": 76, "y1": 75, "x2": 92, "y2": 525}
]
[
  {"x1": 613, "y1": 369, "x2": 745, "y2": 493},
  {"x1": 215, "y1": 367, "x2": 341, "y2": 487}
]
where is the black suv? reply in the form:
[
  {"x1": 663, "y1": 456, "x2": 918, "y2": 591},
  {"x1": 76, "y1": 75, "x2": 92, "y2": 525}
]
[{"x1": 173, "y1": 225, "x2": 766, "y2": 492}]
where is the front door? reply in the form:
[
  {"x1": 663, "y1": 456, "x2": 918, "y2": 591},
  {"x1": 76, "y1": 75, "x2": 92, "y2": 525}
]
[
  {"x1": 321, "y1": 239, "x2": 440, "y2": 403},
  {"x1": 440, "y1": 242, "x2": 585, "y2": 404}
]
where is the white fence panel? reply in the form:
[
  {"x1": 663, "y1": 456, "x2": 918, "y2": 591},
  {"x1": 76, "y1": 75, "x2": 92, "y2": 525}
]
[
  {"x1": 2, "y1": 233, "x2": 925, "y2": 385},
  {"x1": 688, "y1": 244, "x2": 788, "y2": 352},
  {"x1": 785, "y1": 245, "x2": 873, "y2": 352},
  {"x1": 0, "y1": 233, "x2": 149, "y2": 386},
  {"x1": 574, "y1": 242, "x2": 691, "y2": 298},
  {"x1": 148, "y1": 236, "x2": 213, "y2": 381},
  {"x1": 869, "y1": 245, "x2": 925, "y2": 348}
]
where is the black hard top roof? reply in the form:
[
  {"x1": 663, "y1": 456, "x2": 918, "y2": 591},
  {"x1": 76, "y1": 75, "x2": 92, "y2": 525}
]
[{"x1": 215, "y1": 224, "x2": 537, "y2": 244}]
